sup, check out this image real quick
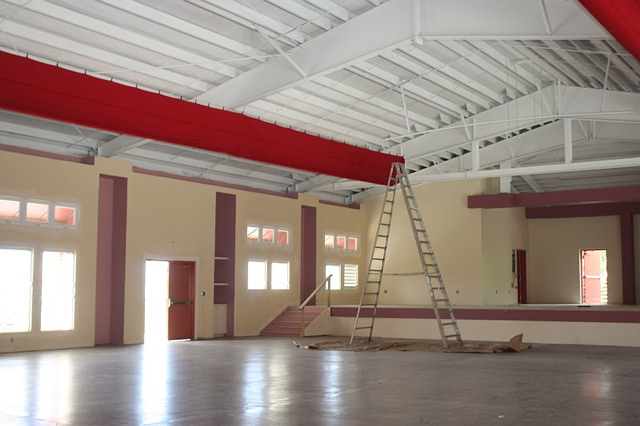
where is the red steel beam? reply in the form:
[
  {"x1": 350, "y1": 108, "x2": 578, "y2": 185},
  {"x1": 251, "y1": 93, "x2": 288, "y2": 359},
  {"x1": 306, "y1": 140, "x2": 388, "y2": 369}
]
[
  {"x1": 0, "y1": 52, "x2": 403, "y2": 185},
  {"x1": 468, "y1": 186, "x2": 640, "y2": 209},
  {"x1": 579, "y1": 0, "x2": 640, "y2": 62}
]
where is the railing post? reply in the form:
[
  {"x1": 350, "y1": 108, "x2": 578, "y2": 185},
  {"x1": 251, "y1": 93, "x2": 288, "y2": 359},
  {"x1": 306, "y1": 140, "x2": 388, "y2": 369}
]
[{"x1": 301, "y1": 307, "x2": 305, "y2": 337}]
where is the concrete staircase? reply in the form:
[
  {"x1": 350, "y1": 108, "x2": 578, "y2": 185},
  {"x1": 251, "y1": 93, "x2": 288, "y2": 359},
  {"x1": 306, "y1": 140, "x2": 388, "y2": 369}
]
[{"x1": 260, "y1": 306, "x2": 326, "y2": 336}]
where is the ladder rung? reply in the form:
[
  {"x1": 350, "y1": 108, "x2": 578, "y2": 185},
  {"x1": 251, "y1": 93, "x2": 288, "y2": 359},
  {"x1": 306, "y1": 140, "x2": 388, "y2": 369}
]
[
  {"x1": 441, "y1": 322, "x2": 455, "y2": 327},
  {"x1": 364, "y1": 292, "x2": 379, "y2": 295},
  {"x1": 355, "y1": 326, "x2": 373, "y2": 330},
  {"x1": 361, "y1": 303, "x2": 377, "y2": 307},
  {"x1": 444, "y1": 334, "x2": 459, "y2": 339},
  {"x1": 434, "y1": 299, "x2": 448, "y2": 302}
]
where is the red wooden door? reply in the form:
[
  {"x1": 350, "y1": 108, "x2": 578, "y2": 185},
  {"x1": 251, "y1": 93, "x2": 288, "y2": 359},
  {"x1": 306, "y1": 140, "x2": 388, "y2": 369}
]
[
  {"x1": 581, "y1": 250, "x2": 603, "y2": 304},
  {"x1": 168, "y1": 261, "x2": 195, "y2": 340},
  {"x1": 516, "y1": 249, "x2": 527, "y2": 304}
]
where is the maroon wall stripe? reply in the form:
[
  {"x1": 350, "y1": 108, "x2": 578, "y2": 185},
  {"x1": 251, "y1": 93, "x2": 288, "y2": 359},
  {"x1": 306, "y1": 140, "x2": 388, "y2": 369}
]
[
  {"x1": 95, "y1": 177, "x2": 114, "y2": 345},
  {"x1": 469, "y1": 186, "x2": 640, "y2": 209},
  {"x1": 214, "y1": 192, "x2": 236, "y2": 336},
  {"x1": 620, "y1": 213, "x2": 637, "y2": 305},
  {"x1": 95, "y1": 175, "x2": 127, "y2": 345},
  {"x1": 526, "y1": 202, "x2": 640, "y2": 219},
  {"x1": 301, "y1": 206, "x2": 317, "y2": 305},
  {"x1": 331, "y1": 306, "x2": 640, "y2": 323}
]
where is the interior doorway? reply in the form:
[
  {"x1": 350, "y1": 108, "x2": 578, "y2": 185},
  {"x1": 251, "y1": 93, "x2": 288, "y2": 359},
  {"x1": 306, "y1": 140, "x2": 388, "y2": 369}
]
[
  {"x1": 580, "y1": 250, "x2": 608, "y2": 305},
  {"x1": 144, "y1": 260, "x2": 196, "y2": 342}
]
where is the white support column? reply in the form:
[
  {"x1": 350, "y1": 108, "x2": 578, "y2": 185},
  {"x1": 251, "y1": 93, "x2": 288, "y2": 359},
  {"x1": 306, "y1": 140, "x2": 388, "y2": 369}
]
[
  {"x1": 499, "y1": 161, "x2": 511, "y2": 193},
  {"x1": 472, "y1": 140, "x2": 480, "y2": 171},
  {"x1": 564, "y1": 118, "x2": 573, "y2": 164}
]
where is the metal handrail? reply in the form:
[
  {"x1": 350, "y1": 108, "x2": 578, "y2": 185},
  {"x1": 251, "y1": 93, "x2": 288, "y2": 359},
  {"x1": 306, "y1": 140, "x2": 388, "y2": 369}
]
[{"x1": 299, "y1": 274, "x2": 332, "y2": 337}]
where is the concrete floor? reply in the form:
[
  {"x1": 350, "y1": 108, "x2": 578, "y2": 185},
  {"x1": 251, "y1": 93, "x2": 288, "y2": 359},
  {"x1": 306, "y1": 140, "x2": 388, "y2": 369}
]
[{"x1": 1, "y1": 338, "x2": 639, "y2": 425}]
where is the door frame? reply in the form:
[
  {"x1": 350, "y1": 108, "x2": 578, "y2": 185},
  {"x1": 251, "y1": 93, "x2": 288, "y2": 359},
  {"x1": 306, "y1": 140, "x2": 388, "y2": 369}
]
[{"x1": 144, "y1": 254, "x2": 200, "y2": 340}]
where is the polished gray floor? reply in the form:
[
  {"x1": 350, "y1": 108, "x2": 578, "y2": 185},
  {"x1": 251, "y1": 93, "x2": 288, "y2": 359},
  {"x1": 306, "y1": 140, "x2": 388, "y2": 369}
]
[{"x1": 1, "y1": 337, "x2": 639, "y2": 425}]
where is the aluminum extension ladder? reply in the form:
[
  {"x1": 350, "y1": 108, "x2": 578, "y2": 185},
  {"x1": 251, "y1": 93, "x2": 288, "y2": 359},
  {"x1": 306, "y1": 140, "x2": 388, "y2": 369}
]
[{"x1": 349, "y1": 162, "x2": 464, "y2": 349}]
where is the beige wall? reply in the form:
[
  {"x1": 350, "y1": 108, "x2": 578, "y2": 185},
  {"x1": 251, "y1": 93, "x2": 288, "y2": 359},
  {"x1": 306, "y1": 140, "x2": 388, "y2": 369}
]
[
  {"x1": 233, "y1": 190, "x2": 301, "y2": 336},
  {"x1": 528, "y1": 216, "x2": 622, "y2": 304},
  {"x1": 315, "y1": 202, "x2": 364, "y2": 306},
  {"x1": 0, "y1": 149, "x2": 368, "y2": 350},
  {"x1": 0, "y1": 151, "x2": 98, "y2": 352},
  {"x1": 361, "y1": 179, "x2": 484, "y2": 306},
  {"x1": 482, "y1": 208, "x2": 528, "y2": 305},
  {"x1": 124, "y1": 171, "x2": 217, "y2": 344}
]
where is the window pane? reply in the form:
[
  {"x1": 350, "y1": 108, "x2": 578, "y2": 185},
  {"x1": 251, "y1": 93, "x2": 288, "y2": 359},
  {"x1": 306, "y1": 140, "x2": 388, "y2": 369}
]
[
  {"x1": 271, "y1": 262, "x2": 290, "y2": 290},
  {"x1": 336, "y1": 236, "x2": 347, "y2": 250},
  {"x1": 247, "y1": 226, "x2": 260, "y2": 242},
  {"x1": 262, "y1": 228, "x2": 274, "y2": 244},
  {"x1": 324, "y1": 234, "x2": 334, "y2": 249},
  {"x1": 325, "y1": 264, "x2": 341, "y2": 290},
  {"x1": 41, "y1": 251, "x2": 76, "y2": 331},
  {"x1": 26, "y1": 202, "x2": 49, "y2": 224},
  {"x1": 344, "y1": 264, "x2": 358, "y2": 287},
  {"x1": 277, "y1": 229, "x2": 289, "y2": 245},
  {"x1": 0, "y1": 199, "x2": 20, "y2": 222},
  {"x1": 248, "y1": 260, "x2": 267, "y2": 290},
  {"x1": 54, "y1": 205, "x2": 76, "y2": 227},
  {"x1": 348, "y1": 237, "x2": 358, "y2": 252},
  {"x1": 0, "y1": 248, "x2": 32, "y2": 333}
]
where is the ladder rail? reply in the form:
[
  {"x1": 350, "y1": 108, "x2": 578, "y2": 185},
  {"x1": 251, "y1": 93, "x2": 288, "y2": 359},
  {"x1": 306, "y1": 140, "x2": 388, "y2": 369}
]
[
  {"x1": 350, "y1": 162, "x2": 464, "y2": 349},
  {"x1": 350, "y1": 169, "x2": 398, "y2": 344},
  {"x1": 396, "y1": 163, "x2": 463, "y2": 348}
]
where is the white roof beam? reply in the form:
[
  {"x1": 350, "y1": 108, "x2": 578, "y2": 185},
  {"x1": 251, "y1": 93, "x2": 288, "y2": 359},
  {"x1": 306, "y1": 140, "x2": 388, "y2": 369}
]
[
  {"x1": 197, "y1": 0, "x2": 309, "y2": 46},
  {"x1": 389, "y1": 86, "x2": 640, "y2": 161},
  {"x1": 0, "y1": 21, "x2": 211, "y2": 92},
  {"x1": 349, "y1": 63, "x2": 465, "y2": 118},
  {"x1": 100, "y1": 0, "x2": 268, "y2": 58},
  {"x1": 99, "y1": 136, "x2": 152, "y2": 157},
  {"x1": 249, "y1": 99, "x2": 392, "y2": 148},
  {"x1": 301, "y1": 87, "x2": 640, "y2": 194},
  {"x1": 196, "y1": 0, "x2": 608, "y2": 108},
  {"x1": 313, "y1": 76, "x2": 441, "y2": 129},
  {"x1": 280, "y1": 88, "x2": 409, "y2": 136},
  {"x1": 2, "y1": 0, "x2": 239, "y2": 78},
  {"x1": 380, "y1": 49, "x2": 493, "y2": 110},
  {"x1": 122, "y1": 147, "x2": 297, "y2": 186},
  {"x1": 398, "y1": 44, "x2": 504, "y2": 105}
]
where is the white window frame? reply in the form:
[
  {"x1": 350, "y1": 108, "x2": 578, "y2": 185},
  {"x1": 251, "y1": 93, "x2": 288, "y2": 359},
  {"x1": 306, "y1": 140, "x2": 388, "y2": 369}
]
[
  {"x1": 247, "y1": 259, "x2": 268, "y2": 290},
  {"x1": 246, "y1": 224, "x2": 291, "y2": 247},
  {"x1": 324, "y1": 233, "x2": 359, "y2": 253},
  {"x1": 0, "y1": 196, "x2": 78, "y2": 230},
  {"x1": 325, "y1": 263, "x2": 342, "y2": 290},
  {"x1": 0, "y1": 196, "x2": 22, "y2": 224},
  {"x1": 270, "y1": 261, "x2": 290, "y2": 290},
  {"x1": 0, "y1": 246, "x2": 34, "y2": 334},
  {"x1": 343, "y1": 263, "x2": 359, "y2": 289},
  {"x1": 51, "y1": 204, "x2": 79, "y2": 229},
  {"x1": 40, "y1": 249, "x2": 77, "y2": 332}
]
